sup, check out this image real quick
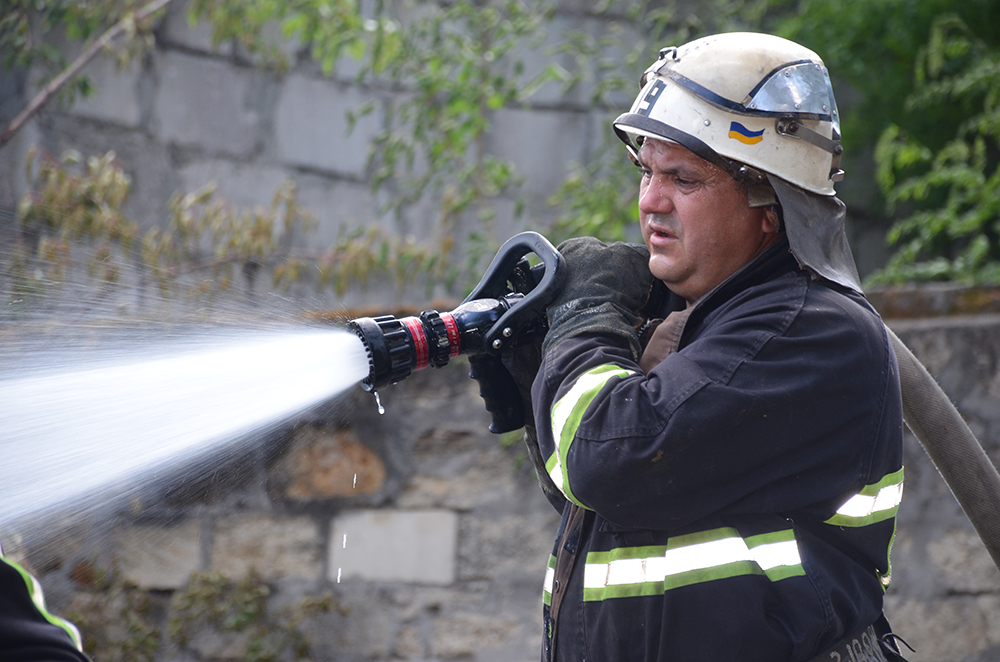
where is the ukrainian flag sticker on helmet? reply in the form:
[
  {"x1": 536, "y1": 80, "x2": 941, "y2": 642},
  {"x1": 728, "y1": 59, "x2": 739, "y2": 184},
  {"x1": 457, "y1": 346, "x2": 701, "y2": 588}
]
[{"x1": 729, "y1": 122, "x2": 764, "y2": 145}]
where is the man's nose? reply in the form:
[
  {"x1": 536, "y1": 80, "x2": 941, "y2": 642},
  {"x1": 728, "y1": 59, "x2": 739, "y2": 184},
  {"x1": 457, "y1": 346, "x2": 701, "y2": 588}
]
[{"x1": 639, "y1": 177, "x2": 673, "y2": 215}]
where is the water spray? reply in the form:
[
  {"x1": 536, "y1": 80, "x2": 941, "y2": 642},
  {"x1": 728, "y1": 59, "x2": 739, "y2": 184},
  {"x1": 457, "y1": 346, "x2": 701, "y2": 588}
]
[
  {"x1": 0, "y1": 328, "x2": 368, "y2": 527},
  {"x1": 348, "y1": 232, "x2": 565, "y2": 433}
]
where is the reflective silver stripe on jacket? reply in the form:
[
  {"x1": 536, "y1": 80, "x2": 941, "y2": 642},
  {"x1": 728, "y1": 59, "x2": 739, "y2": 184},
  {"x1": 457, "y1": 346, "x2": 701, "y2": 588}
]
[
  {"x1": 543, "y1": 554, "x2": 556, "y2": 606},
  {"x1": 580, "y1": 526, "x2": 804, "y2": 601},
  {"x1": 824, "y1": 468, "x2": 903, "y2": 588},
  {"x1": 825, "y1": 468, "x2": 904, "y2": 527},
  {"x1": 547, "y1": 364, "x2": 636, "y2": 506}
]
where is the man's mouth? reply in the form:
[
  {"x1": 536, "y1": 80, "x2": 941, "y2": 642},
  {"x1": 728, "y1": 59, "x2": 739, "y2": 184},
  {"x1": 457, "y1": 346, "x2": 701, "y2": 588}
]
[{"x1": 648, "y1": 224, "x2": 675, "y2": 243}]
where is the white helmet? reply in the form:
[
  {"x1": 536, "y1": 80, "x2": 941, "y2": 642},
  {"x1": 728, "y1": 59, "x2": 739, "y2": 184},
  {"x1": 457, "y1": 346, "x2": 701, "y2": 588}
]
[
  {"x1": 613, "y1": 32, "x2": 843, "y2": 195},
  {"x1": 614, "y1": 32, "x2": 863, "y2": 293}
]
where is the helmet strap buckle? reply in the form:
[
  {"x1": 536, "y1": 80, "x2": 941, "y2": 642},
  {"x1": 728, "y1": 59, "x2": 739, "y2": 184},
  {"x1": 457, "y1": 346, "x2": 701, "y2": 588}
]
[{"x1": 775, "y1": 118, "x2": 845, "y2": 182}]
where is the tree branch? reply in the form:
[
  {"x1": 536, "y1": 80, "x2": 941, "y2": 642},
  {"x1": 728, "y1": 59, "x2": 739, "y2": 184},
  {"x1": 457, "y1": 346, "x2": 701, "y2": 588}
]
[{"x1": 0, "y1": 0, "x2": 176, "y2": 149}]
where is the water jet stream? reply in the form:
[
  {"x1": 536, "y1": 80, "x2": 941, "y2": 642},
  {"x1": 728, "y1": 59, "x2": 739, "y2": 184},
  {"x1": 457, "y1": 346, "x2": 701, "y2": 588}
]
[{"x1": 0, "y1": 328, "x2": 369, "y2": 526}]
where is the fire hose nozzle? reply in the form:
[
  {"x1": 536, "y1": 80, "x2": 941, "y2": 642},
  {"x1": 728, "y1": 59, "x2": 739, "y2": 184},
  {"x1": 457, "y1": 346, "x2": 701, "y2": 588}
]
[
  {"x1": 348, "y1": 314, "x2": 419, "y2": 392},
  {"x1": 347, "y1": 231, "x2": 565, "y2": 401},
  {"x1": 348, "y1": 298, "x2": 514, "y2": 392}
]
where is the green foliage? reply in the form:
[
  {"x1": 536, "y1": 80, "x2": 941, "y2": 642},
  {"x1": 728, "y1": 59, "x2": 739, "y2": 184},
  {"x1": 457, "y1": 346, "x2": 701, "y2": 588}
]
[
  {"x1": 168, "y1": 570, "x2": 343, "y2": 662},
  {"x1": 187, "y1": 0, "x2": 385, "y2": 73},
  {"x1": 66, "y1": 580, "x2": 160, "y2": 662},
  {"x1": 768, "y1": 0, "x2": 1000, "y2": 284},
  {"x1": 295, "y1": 226, "x2": 441, "y2": 296},
  {"x1": 9, "y1": 149, "x2": 136, "y2": 301},
  {"x1": 359, "y1": 0, "x2": 560, "y2": 287},
  {"x1": 548, "y1": 149, "x2": 638, "y2": 243},
  {"x1": 11, "y1": 149, "x2": 439, "y2": 307},
  {"x1": 142, "y1": 179, "x2": 311, "y2": 298},
  {"x1": 187, "y1": 0, "x2": 557, "y2": 265},
  {"x1": 1, "y1": 1, "x2": 112, "y2": 70},
  {"x1": 867, "y1": 15, "x2": 1000, "y2": 284},
  {"x1": 0, "y1": 0, "x2": 160, "y2": 104},
  {"x1": 70, "y1": 571, "x2": 343, "y2": 662},
  {"x1": 771, "y1": 0, "x2": 1000, "y2": 152}
]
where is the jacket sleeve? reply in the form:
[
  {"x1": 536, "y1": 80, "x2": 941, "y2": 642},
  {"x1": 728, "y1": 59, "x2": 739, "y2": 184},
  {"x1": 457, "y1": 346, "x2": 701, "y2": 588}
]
[
  {"x1": 530, "y1": 278, "x2": 897, "y2": 531},
  {"x1": 0, "y1": 552, "x2": 90, "y2": 662}
]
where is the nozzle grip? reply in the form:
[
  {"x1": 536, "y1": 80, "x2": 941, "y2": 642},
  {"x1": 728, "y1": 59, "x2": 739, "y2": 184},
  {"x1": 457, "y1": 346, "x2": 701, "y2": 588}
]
[
  {"x1": 468, "y1": 354, "x2": 524, "y2": 434},
  {"x1": 464, "y1": 231, "x2": 565, "y2": 352}
]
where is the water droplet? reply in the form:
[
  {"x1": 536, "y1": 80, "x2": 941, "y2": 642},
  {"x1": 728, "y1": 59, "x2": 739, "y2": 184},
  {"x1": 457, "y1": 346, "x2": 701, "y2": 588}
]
[
  {"x1": 373, "y1": 390, "x2": 385, "y2": 415},
  {"x1": 353, "y1": 473, "x2": 357, "y2": 489},
  {"x1": 342, "y1": 533, "x2": 348, "y2": 549},
  {"x1": 337, "y1": 567, "x2": 342, "y2": 583}
]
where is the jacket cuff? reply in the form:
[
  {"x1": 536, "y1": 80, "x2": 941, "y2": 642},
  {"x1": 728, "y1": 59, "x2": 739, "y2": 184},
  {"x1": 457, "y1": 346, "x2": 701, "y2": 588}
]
[{"x1": 543, "y1": 302, "x2": 641, "y2": 360}]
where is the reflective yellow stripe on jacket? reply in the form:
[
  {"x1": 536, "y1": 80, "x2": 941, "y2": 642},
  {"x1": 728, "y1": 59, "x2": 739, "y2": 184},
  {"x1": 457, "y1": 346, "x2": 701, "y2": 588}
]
[
  {"x1": 547, "y1": 364, "x2": 636, "y2": 506},
  {"x1": 543, "y1": 554, "x2": 557, "y2": 606},
  {"x1": 825, "y1": 468, "x2": 904, "y2": 528},
  {"x1": 2, "y1": 555, "x2": 84, "y2": 651}
]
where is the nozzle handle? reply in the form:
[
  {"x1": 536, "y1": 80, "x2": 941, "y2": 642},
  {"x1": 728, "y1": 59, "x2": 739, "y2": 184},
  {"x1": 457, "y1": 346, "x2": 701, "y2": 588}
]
[
  {"x1": 468, "y1": 354, "x2": 524, "y2": 434},
  {"x1": 464, "y1": 231, "x2": 565, "y2": 352}
]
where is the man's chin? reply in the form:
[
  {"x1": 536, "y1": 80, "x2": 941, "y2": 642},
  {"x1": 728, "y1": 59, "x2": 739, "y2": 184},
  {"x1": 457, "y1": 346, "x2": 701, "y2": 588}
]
[{"x1": 647, "y1": 255, "x2": 676, "y2": 283}]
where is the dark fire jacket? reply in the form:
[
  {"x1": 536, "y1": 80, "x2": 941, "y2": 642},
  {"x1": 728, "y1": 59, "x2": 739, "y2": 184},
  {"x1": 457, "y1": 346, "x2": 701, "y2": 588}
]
[
  {"x1": 531, "y1": 239, "x2": 904, "y2": 661},
  {"x1": 0, "y1": 545, "x2": 90, "y2": 662}
]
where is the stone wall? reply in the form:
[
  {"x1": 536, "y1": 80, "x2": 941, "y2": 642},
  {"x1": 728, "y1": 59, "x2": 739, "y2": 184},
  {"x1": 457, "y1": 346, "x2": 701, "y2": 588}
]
[{"x1": 5, "y1": 306, "x2": 999, "y2": 662}]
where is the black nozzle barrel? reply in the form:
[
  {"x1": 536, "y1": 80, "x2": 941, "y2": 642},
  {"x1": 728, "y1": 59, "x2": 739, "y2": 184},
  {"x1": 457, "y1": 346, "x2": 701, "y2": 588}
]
[
  {"x1": 347, "y1": 315, "x2": 419, "y2": 392},
  {"x1": 348, "y1": 298, "x2": 514, "y2": 392}
]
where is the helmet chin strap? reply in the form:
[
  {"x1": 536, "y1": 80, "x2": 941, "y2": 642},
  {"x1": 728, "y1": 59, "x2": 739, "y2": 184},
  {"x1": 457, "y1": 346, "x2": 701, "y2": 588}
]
[{"x1": 746, "y1": 181, "x2": 778, "y2": 209}]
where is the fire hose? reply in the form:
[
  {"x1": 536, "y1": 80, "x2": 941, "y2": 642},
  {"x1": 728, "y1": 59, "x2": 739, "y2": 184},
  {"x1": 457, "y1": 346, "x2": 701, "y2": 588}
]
[
  {"x1": 886, "y1": 328, "x2": 1000, "y2": 570},
  {"x1": 348, "y1": 232, "x2": 1000, "y2": 571}
]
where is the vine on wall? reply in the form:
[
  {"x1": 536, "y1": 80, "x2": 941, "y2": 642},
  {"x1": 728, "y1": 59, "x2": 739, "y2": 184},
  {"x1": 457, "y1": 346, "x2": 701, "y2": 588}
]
[{"x1": 2, "y1": 0, "x2": 773, "y2": 308}]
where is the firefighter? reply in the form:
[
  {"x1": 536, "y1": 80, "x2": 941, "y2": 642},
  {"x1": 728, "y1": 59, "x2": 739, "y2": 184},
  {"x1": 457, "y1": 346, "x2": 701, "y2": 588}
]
[
  {"x1": 0, "y1": 542, "x2": 90, "y2": 661},
  {"x1": 523, "y1": 32, "x2": 908, "y2": 661}
]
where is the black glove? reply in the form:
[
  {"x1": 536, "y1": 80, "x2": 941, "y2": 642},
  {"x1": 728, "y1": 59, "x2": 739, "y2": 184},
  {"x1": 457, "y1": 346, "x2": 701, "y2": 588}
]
[
  {"x1": 542, "y1": 237, "x2": 660, "y2": 360},
  {"x1": 468, "y1": 333, "x2": 566, "y2": 509},
  {"x1": 500, "y1": 336, "x2": 567, "y2": 510}
]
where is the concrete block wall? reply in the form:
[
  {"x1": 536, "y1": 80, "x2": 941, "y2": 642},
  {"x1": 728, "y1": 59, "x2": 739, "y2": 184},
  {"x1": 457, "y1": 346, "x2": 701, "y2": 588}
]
[{"x1": 0, "y1": 0, "x2": 643, "y2": 309}]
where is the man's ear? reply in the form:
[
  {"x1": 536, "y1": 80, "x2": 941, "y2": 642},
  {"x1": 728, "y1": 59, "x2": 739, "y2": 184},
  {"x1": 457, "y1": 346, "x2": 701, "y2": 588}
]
[{"x1": 762, "y1": 207, "x2": 781, "y2": 234}]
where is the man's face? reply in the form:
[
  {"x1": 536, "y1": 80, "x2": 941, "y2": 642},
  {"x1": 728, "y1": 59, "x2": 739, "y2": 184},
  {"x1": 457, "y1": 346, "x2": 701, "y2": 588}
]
[{"x1": 637, "y1": 138, "x2": 779, "y2": 303}]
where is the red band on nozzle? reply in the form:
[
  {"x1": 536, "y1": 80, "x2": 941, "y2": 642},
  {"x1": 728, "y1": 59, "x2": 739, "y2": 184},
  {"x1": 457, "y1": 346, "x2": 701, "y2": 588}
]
[{"x1": 402, "y1": 317, "x2": 429, "y2": 370}]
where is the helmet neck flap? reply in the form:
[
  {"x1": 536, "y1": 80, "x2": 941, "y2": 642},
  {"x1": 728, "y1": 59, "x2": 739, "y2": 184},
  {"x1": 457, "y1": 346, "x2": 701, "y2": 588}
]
[{"x1": 770, "y1": 176, "x2": 861, "y2": 293}]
